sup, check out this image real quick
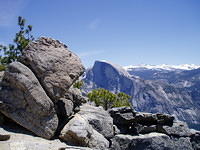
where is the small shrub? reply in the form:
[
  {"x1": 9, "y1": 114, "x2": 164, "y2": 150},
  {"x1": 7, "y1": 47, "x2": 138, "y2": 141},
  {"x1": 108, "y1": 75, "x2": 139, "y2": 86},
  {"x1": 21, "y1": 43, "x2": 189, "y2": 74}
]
[
  {"x1": 73, "y1": 80, "x2": 84, "y2": 89},
  {"x1": 87, "y1": 88, "x2": 131, "y2": 110}
]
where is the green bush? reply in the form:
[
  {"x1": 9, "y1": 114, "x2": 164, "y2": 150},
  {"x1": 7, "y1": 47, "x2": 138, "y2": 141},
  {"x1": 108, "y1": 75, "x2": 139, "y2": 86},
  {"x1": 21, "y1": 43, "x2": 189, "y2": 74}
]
[
  {"x1": 87, "y1": 88, "x2": 131, "y2": 110},
  {"x1": 73, "y1": 80, "x2": 84, "y2": 89},
  {"x1": 0, "y1": 63, "x2": 6, "y2": 71}
]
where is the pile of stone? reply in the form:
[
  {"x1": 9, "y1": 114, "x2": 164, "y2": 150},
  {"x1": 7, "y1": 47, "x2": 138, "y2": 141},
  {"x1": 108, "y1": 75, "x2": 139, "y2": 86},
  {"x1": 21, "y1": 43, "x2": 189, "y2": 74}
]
[
  {"x1": 0, "y1": 37, "x2": 199, "y2": 150},
  {"x1": 109, "y1": 107, "x2": 200, "y2": 150}
]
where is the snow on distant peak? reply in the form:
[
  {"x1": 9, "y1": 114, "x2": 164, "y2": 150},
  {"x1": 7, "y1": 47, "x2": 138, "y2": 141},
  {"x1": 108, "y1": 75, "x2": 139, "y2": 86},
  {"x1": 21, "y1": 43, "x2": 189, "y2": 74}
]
[{"x1": 123, "y1": 64, "x2": 200, "y2": 71}]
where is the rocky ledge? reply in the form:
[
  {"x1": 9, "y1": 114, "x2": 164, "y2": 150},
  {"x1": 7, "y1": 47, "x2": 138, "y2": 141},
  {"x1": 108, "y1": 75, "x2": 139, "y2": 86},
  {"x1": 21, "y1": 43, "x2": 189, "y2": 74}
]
[{"x1": 0, "y1": 37, "x2": 199, "y2": 150}]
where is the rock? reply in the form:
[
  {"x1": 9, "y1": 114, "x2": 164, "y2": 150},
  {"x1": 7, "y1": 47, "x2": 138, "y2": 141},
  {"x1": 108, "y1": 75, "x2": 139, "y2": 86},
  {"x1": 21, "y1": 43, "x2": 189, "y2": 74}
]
[
  {"x1": 111, "y1": 133, "x2": 193, "y2": 150},
  {"x1": 109, "y1": 107, "x2": 136, "y2": 134},
  {"x1": 0, "y1": 62, "x2": 58, "y2": 139},
  {"x1": 0, "y1": 134, "x2": 10, "y2": 141},
  {"x1": 65, "y1": 87, "x2": 87, "y2": 108},
  {"x1": 157, "y1": 121, "x2": 192, "y2": 137},
  {"x1": 84, "y1": 60, "x2": 200, "y2": 130},
  {"x1": 190, "y1": 130, "x2": 200, "y2": 150},
  {"x1": 0, "y1": 125, "x2": 68, "y2": 150},
  {"x1": 20, "y1": 37, "x2": 85, "y2": 101},
  {"x1": 0, "y1": 112, "x2": 4, "y2": 125},
  {"x1": 138, "y1": 125, "x2": 157, "y2": 134},
  {"x1": 59, "y1": 114, "x2": 109, "y2": 150},
  {"x1": 109, "y1": 107, "x2": 135, "y2": 125},
  {"x1": 78, "y1": 104, "x2": 114, "y2": 139},
  {"x1": 56, "y1": 98, "x2": 74, "y2": 119},
  {"x1": 58, "y1": 146, "x2": 92, "y2": 150},
  {"x1": 0, "y1": 71, "x2": 4, "y2": 79},
  {"x1": 109, "y1": 107, "x2": 175, "y2": 135},
  {"x1": 156, "y1": 113, "x2": 174, "y2": 126},
  {"x1": 113, "y1": 125, "x2": 120, "y2": 135},
  {"x1": 134, "y1": 112, "x2": 174, "y2": 126}
]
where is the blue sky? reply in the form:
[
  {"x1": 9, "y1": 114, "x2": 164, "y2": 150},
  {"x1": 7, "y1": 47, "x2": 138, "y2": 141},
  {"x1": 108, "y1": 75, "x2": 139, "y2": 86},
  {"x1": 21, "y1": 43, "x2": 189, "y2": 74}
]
[{"x1": 0, "y1": 0, "x2": 200, "y2": 67}]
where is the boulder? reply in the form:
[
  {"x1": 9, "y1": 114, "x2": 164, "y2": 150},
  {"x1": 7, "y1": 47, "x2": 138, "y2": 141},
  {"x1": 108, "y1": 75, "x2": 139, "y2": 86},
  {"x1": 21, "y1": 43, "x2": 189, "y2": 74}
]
[
  {"x1": 59, "y1": 114, "x2": 109, "y2": 150},
  {"x1": 109, "y1": 107, "x2": 174, "y2": 135},
  {"x1": 65, "y1": 87, "x2": 87, "y2": 108},
  {"x1": 157, "y1": 121, "x2": 192, "y2": 137},
  {"x1": 109, "y1": 107, "x2": 136, "y2": 134},
  {"x1": 137, "y1": 125, "x2": 157, "y2": 134},
  {"x1": 0, "y1": 112, "x2": 4, "y2": 125},
  {"x1": 56, "y1": 98, "x2": 74, "y2": 119},
  {"x1": 78, "y1": 104, "x2": 114, "y2": 139},
  {"x1": 20, "y1": 37, "x2": 85, "y2": 101},
  {"x1": 0, "y1": 134, "x2": 10, "y2": 141},
  {"x1": 0, "y1": 125, "x2": 69, "y2": 150},
  {"x1": 111, "y1": 133, "x2": 193, "y2": 150},
  {"x1": 134, "y1": 112, "x2": 174, "y2": 126},
  {"x1": 58, "y1": 146, "x2": 92, "y2": 150},
  {"x1": 0, "y1": 62, "x2": 58, "y2": 139},
  {"x1": 190, "y1": 130, "x2": 200, "y2": 150},
  {"x1": 109, "y1": 107, "x2": 135, "y2": 125}
]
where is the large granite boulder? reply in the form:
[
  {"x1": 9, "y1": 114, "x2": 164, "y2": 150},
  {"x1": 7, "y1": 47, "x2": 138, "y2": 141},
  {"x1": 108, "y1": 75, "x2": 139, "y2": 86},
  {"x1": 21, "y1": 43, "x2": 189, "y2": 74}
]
[
  {"x1": 20, "y1": 37, "x2": 85, "y2": 101},
  {"x1": 78, "y1": 104, "x2": 114, "y2": 139},
  {"x1": 157, "y1": 121, "x2": 192, "y2": 137},
  {"x1": 56, "y1": 98, "x2": 74, "y2": 119},
  {"x1": 111, "y1": 133, "x2": 193, "y2": 150},
  {"x1": 65, "y1": 87, "x2": 87, "y2": 108},
  {"x1": 0, "y1": 62, "x2": 58, "y2": 139},
  {"x1": 0, "y1": 124, "x2": 93, "y2": 150},
  {"x1": 109, "y1": 107, "x2": 135, "y2": 125},
  {"x1": 59, "y1": 114, "x2": 109, "y2": 150}
]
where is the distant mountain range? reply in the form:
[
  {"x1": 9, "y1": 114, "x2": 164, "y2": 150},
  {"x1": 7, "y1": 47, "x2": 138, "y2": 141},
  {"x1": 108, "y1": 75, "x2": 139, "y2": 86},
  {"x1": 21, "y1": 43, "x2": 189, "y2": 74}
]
[
  {"x1": 83, "y1": 61, "x2": 200, "y2": 130},
  {"x1": 124, "y1": 64, "x2": 200, "y2": 71}
]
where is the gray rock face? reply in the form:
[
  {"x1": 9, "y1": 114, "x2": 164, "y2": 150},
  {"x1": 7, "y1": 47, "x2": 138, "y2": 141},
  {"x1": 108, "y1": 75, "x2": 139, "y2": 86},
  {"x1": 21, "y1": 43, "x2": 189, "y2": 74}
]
[
  {"x1": 84, "y1": 60, "x2": 200, "y2": 130},
  {"x1": 65, "y1": 87, "x2": 87, "y2": 108},
  {"x1": 56, "y1": 98, "x2": 74, "y2": 118},
  {"x1": 0, "y1": 134, "x2": 10, "y2": 141},
  {"x1": 21, "y1": 37, "x2": 85, "y2": 101},
  {"x1": 109, "y1": 107, "x2": 174, "y2": 135},
  {"x1": 0, "y1": 62, "x2": 58, "y2": 139},
  {"x1": 157, "y1": 121, "x2": 192, "y2": 137},
  {"x1": 109, "y1": 107, "x2": 136, "y2": 125},
  {"x1": 109, "y1": 106, "x2": 200, "y2": 150},
  {"x1": 78, "y1": 104, "x2": 114, "y2": 139},
  {"x1": 0, "y1": 112, "x2": 4, "y2": 125},
  {"x1": 59, "y1": 114, "x2": 109, "y2": 150},
  {"x1": 111, "y1": 133, "x2": 193, "y2": 150},
  {"x1": 0, "y1": 125, "x2": 86, "y2": 150}
]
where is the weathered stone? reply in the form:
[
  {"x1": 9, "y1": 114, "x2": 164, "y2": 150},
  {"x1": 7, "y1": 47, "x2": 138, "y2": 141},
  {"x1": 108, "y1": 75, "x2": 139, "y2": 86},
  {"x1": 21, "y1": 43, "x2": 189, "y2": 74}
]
[
  {"x1": 65, "y1": 87, "x2": 87, "y2": 108},
  {"x1": 134, "y1": 112, "x2": 174, "y2": 126},
  {"x1": 78, "y1": 104, "x2": 114, "y2": 139},
  {"x1": 190, "y1": 130, "x2": 200, "y2": 150},
  {"x1": 20, "y1": 37, "x2": 85, "y2": 101},
  {"x1": 113, "y1": 125, "x2": 120, "y2": 135},
  {"x1": 157, "y1": 121, "x2": 192, "y2": 137},
  {"x1": 59, "y1": 114, "x2": 109, "y2": 150},
  {"x1": 156, "y1": 113, "x2": 174, "y2": 126},
  {"x1": 0, "y1": 125, "x2": 68, "y2": 150},
  {"x1": 109, "y1": 107, "x2": 135, "y2": 125},
  {"x1": 0, "y1": 62, "x2": 58, "y2": 139},
  {"x1": 0, "y1": 134, "x2": 10, "y2": 141},
  {"x1": 138, "y1": 125, "x2": 157, "y2": 134},
  {"x1": 109, "y1": 107, "x2": 136, "y2": 134},
  {"x1": 58, "y1": 146, "x2": 92, "y2": 150},
  {"x1": 134, "y1": 112, "x2": 158, "y2": 125},
  {"x1": 111, "y1": 133, "x2": 193, "y2": 150},
  {"x1": 56, "y1": 98, "x2": 74, "y2": 118},
  {"x1": 0, "y1": 112, "x2": 4, "y2": 125}
]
